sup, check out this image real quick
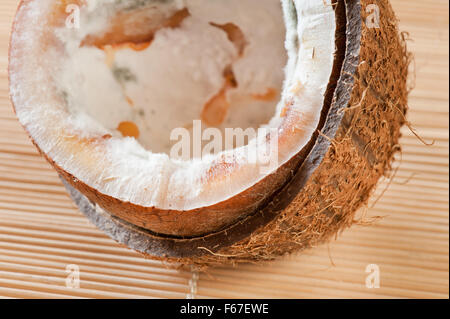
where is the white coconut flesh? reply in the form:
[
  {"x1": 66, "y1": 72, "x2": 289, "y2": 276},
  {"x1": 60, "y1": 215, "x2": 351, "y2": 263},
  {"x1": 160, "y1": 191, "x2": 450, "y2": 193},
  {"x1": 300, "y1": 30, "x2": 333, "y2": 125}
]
[
  {"x1": 10, "y1": 0, "x2": 336, "y2": 211},
  {"x1": 59, "y1": 0, "x2": 288, "y2": 155}
]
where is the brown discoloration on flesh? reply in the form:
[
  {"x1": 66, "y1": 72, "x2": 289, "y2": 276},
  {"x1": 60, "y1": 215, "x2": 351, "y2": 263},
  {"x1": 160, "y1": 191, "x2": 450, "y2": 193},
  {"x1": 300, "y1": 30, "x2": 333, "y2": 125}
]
[
  {"x1": 200, "y1": 22, "x2": 248, "y2": 127},
  {"x1": 117, "y1": 121, "x2": 140, "y2": 139},
  {"x1": 252, "y1": 88, "x2": 278, "y2": 102},
  {"x1": 82, "y1": 8, "x2": 190, "y2": 49},
  {"x1": 201, "y1": 66, "x2": 238, "y2": 127},
  {"x1": 210, "y1": 22, "x2": 248, "y2": 56},
  {"x1": 103, "y1": 42, "x2": 152, "y2": 67}
]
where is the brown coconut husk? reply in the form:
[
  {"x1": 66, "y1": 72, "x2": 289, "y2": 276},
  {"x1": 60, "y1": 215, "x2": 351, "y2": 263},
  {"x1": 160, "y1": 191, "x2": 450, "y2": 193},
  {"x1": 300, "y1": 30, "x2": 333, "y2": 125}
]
[{"x1": 62, "y1": 0, "x2": 410, "y2": 269}]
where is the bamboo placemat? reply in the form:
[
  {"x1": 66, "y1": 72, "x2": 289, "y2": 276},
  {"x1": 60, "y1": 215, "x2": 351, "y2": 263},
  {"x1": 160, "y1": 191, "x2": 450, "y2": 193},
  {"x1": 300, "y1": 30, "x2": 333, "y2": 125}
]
[{"x1": 0, "y1": 0, "x2": 448, "y2": 299}]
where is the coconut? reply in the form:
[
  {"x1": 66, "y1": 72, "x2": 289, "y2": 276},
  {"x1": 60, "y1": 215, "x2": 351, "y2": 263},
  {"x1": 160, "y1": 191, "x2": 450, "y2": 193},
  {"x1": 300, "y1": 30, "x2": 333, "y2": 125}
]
[{"x1": 9, "y1": 0, "x2": 409, "y2": 267}]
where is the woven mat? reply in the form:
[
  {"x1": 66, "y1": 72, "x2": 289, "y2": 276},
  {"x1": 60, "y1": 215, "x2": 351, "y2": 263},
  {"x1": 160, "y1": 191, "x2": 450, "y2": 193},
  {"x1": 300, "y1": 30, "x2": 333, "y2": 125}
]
[{"x1": 0, "y1": 0, "x2": 448, "y2": 299}]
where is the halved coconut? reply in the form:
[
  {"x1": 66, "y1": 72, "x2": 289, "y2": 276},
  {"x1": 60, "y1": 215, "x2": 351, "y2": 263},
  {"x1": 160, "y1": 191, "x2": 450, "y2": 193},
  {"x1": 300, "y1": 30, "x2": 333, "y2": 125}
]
[{"x1": 9, "y1": 0, "x2": 409, "y2": 264}]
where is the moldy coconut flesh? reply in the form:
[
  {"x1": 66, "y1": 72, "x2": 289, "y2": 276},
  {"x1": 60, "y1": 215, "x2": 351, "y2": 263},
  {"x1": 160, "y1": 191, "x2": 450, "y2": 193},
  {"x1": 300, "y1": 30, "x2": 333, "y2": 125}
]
[{"x1": 9, "y1": 0, "x2": 410, "y2": 266}]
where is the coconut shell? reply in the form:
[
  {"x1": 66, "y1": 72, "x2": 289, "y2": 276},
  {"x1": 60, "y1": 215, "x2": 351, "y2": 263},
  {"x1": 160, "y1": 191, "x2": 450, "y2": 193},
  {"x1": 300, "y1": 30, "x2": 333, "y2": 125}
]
[{"x1": 20, "y1": 0, "x2": 411, "y2": 267}]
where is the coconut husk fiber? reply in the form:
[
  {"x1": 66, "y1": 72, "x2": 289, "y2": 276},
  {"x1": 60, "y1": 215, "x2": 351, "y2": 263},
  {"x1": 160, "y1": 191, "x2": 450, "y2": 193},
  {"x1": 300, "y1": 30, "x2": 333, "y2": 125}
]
[{"x1": 62, "y1": 0, "x2": 410, "y2": 269}]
